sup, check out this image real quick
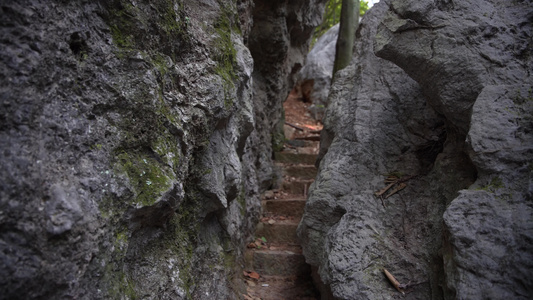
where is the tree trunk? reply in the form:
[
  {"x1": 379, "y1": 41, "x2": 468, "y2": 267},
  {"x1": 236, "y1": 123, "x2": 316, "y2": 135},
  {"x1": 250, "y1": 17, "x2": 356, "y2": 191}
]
[{"x1": 332, "y1": 0, "x2": 359, "y2": 81}]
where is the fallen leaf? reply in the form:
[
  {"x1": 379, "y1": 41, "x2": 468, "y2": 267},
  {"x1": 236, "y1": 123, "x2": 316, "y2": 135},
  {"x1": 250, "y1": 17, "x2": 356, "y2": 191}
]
[
  {"x1": 303, "y1": 124, "x2": 321, "y2": 131},
  {"x1": 278, "y1": 216, "x2": 287, "y2": 221},
  {"x1": 247, "y1": 242, "x2": 257, "y2": 249},
  {"x1": 246, "y1": 295, "x2": 261, "y2": 300},
  {"x1": 268, "y1": 219, "x2": 276, "y2": 225},
  {"x1": 243, "y1": 270, "x2": 260, "y2": 280}
]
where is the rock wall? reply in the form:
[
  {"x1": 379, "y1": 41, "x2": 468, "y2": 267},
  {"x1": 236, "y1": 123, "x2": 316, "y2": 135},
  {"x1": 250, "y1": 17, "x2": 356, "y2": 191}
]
[
  {"x1": 247, "y1": 0, "x2": 327, "y2": 190},
  {"x1": 298, "y1": 0, "x2": 532, "y2": 299},
  {"x1": 0, "y1": 0, "x2": 324, "y2": 299}
]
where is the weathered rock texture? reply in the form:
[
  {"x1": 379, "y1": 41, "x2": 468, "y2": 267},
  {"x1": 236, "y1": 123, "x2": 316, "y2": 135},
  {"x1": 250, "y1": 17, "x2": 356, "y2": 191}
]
[
  {"x1": 0, "y1": 0, "x2": 324, "y2": 299},
  {"x1": 298, "y1": 0, "x2": 532, "y2": 299},
  {"x1": 248, "y1": 0, "x2": 327, "y2": 190},
  {"x1": 295, "y1": 24, "x2": 339, "y2": 110}
]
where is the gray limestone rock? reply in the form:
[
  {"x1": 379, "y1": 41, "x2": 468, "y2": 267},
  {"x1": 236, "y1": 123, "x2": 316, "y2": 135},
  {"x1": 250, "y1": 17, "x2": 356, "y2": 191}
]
[
  {"x1": 375, "y1": 0, "x2": 532, "y2": 135},
  {"x1": 300, "y1": 2, "x2": 461, "y2": 299},
  {"x1": 295, "y1": 24, "x2": 339, "y2": 112},
  {"x1": 299, "y1": 0, "x2": 532, "y2": 299},
  {"x1": 0, "y1": 0, "x2": 327, "y2": 298},
  {"x1": 442, "y1": 84, "x2": 533, "y2": 299},
  {"x1": 248, "y1": 0, "x2": 328, "y2": 190}
]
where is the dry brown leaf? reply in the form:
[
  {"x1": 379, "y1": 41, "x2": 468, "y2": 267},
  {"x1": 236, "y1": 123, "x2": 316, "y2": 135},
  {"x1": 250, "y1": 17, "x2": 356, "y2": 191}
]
[
  {"x1": 243, "y1": 270, "x2": 260, "y2": 280},
  {"x1": 302, "y1": 124, "x2": 321, "y2": 131},
  {"x1": 384, "y1": 182, "x2": 407, "y2": 199},
  {"x1": 374, "y1": 181, "x2": 396, "y2": 197},
  {"x1": 385, "y1": 175, "x2": 399, "y2": 183}
]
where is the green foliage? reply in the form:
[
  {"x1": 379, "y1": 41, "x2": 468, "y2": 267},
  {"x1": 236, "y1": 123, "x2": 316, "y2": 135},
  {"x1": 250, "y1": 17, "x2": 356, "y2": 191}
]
[
  {"x1": 360, "y1": 0, "x2": 369, "y2": 15},
  {"x1": 311, "y1": 0, "x2": 369, "y2": 47}
]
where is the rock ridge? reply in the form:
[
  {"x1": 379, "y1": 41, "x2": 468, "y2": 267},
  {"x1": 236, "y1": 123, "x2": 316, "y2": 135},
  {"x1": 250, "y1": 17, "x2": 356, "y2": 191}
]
[
  {"x1": 0, "y1": 0, "x2": 326, "y2": 299},
  {"x1": 298, "y1": 0, "x2": 532, "y2": 299}
]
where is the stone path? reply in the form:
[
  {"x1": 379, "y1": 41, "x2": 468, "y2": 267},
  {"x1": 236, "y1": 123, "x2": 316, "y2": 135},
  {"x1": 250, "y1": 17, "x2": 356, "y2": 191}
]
[{"x1": 243, "y1": 135, "x2": 320, "y2": 300}]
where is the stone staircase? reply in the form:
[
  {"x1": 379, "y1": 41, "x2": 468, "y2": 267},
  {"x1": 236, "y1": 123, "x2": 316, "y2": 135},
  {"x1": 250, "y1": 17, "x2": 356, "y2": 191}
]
[{"x1": 243, "y1": 139, "x2": 319, "y2": 300}]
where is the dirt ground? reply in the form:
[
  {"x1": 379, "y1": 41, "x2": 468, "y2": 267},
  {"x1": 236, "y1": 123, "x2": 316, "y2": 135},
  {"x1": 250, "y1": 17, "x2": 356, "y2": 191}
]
[{"x1": 283, "y1": 89, "x2": 323, "y2": 139}]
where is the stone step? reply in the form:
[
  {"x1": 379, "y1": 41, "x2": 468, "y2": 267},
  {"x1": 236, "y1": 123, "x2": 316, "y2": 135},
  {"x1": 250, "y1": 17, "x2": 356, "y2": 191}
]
[
  {"x1": 281, "y1": 179, "x2": 313, "y2": 195},
  {"x1": 275, "y1": 152, "x2": 317, "y2": 165},
  {"x1": 262, "y1": 198, "x2": 306, "y2": 217},
  {"x1": 295, "y1": 135, "x2": 320, "y2": 141},
  {"x1": 245, "y1": 136, "x2": 319, "y2": 299},
  {"x1": 255, "y1": 220, "x2": 299, "y2": 244},
  {"x1": 282, "y1": 165, "x2": 318, "y2": 180},
  {"x1": 284, "y1": 139, "x2": 319, "y2": 149},
  {"x1": 252, "y1": 249, "x2": 310, "y2": 276},
  {"x1": 245, "y1": 274, "x2": 318, "y2": 300}
]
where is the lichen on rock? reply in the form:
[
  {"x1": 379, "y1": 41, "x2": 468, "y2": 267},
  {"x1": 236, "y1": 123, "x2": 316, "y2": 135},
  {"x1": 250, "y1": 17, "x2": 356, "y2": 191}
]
[{"x1": 0, "y1": 0, "x2": 327, "y2": 298}]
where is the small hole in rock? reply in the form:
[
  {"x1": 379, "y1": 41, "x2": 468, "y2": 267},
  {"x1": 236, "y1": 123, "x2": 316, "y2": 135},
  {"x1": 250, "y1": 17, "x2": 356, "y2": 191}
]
[{"x1": 69, "y1": 32, "x2": 88, "y2": 57}]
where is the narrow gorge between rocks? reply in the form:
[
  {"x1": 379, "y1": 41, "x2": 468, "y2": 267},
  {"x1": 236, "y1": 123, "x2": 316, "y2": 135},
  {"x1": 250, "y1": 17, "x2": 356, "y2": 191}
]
[{"x1": 1, "y1": 1, "x2": 532, "y2": 300}]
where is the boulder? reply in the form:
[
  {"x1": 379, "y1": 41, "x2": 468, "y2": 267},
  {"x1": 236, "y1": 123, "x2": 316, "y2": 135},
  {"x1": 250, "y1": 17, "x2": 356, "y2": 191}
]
[
  {"x1": 442, "y1": 84, "x2": 533, "y2": 299},
  {"x1": 295, "y1": 24, "x2": 339, "y2": 120},
  {"x1": 0, "y1": 0, "x2": 325, "y2": 299},
  {"x1": 298, "y1": 0, "x2": 533, "y2": 299}
]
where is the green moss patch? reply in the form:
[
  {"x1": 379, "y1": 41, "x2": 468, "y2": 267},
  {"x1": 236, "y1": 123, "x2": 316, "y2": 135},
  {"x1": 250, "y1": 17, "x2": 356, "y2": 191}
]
[
  {"x1": 237, "y1": 186, "x2": 246, "y2": 216},
  {"x1": 114, "y1": 151, "x2": 174, "y2": 206},
  {"x1": 476, "y1": 176, "x2": 504, "y2": 193},
  {"x1": 104, "y1": 267, "x2": 138, "y2": 300},
  {"x1": 213, "y1": 1, "x2": 240, "y2": 108},
  {"x1": 102, "y1": 0, "x2": 189, "y2": 58}
]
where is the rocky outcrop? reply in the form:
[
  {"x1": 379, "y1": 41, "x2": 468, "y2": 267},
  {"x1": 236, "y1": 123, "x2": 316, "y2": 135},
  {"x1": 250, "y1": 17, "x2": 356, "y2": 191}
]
[
  {"x1": 377, "y1": 1, "x2": 533, "y2": 298},
  {"x1": 1, "y1": 0, "x2": 254, "y2": 298},
  {"x1": 298, "y1": 0, "x2": 532, "y2": 299},
  {"x1": 375, "y1": 0, "x2": 532, "y2": 136},
  {"x1": 0, "y1": 0, "x2": 324, "y2": 299},
  {"x1": 294, "y1": 24, "x2": 339, "y2": 119},
  {"x1": 247, "y1": 0, "x2": 327, "y2": 190},
  {"x1": 440, "y1": 83, "x2": 533, "y2": 299}
]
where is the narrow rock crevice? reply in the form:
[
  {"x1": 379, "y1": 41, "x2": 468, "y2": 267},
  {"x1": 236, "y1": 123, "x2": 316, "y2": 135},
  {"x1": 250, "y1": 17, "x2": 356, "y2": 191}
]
[{"x1": 243, "y1": 92, "x2": 323, "y2": 299}]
